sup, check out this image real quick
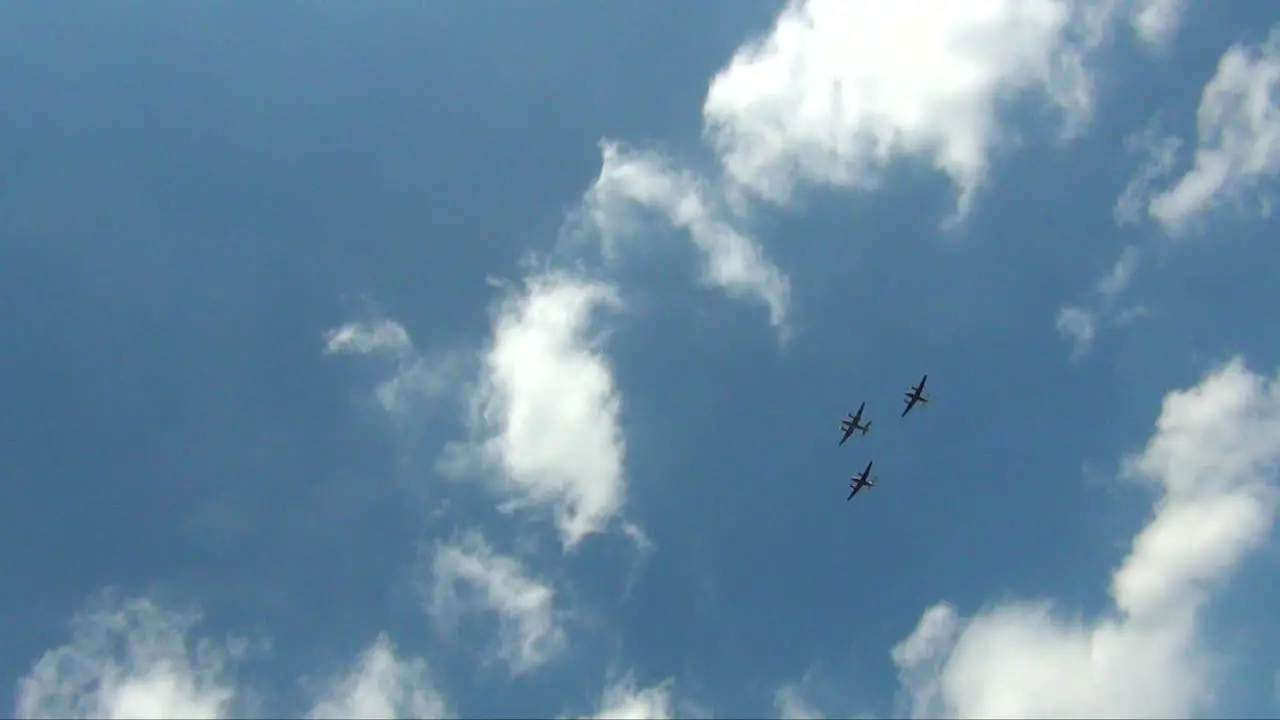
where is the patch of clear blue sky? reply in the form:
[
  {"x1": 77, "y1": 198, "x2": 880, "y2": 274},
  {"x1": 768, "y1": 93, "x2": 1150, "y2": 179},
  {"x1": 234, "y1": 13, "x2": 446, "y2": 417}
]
[{"x1": 2, "y1": 2, "x2": 1278, "y2": 716}]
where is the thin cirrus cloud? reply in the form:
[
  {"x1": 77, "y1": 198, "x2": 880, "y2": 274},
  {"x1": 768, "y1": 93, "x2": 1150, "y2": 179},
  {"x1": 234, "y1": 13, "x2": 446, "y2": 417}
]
[
  {"x1": 1058, "y1": 27, "x2": 1280, "y2": 360},
  {"x1": 423, "y1": 529, "x2": 567, "y2": 677},
  {"x1": 1055, "y1": 244, "x2": 1144, "y2": 361},
  {"x1": 324, "y1": 319, "x2": 457, "y2": 416}
]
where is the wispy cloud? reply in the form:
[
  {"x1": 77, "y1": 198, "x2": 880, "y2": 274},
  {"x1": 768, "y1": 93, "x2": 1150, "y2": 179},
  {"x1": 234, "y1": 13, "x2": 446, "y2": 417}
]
[
  {"x1": 1085, "y1": 0, "x2": 1186, "y2": 49},
  {"x1": 324, "y1": 318, "x2": 457, "y2": 416},
  {"x1": 1146, "y1": 28, "x2": 1280, "y2": 234},
  {"x1": 1114, "y1": 119, "x2": 1183, "y2": 227},
  {"x1": 775, "y1": 682, "x2": 826, "y2": 720},
  {"x1": 1056, "y1": 244, "x2": 1145, "y2": 360},
  {"x1": 324, "y1": 320, "x2": 414, "y2": 358},
  {"x1": 572, "y1": 141, "x2": 791, "y2": 330},
  {"x1": 1066, "y1": 29, "x2": 1280, "y2": 357},
  {"x1": 1055, "y1": 306, "x2": 1099, "y2": 361},
  {"x1": 424, "y1": 529, "x2": 567, "y2": 676},
  {"x1": 887, "y1": 358, "x2": 1280, "y2": 718}
]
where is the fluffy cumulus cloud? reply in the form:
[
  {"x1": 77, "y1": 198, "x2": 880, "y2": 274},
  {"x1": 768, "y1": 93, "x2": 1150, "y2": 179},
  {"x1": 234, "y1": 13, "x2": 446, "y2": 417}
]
[
  {"x1": 424, "y1": 529, "x2": 566, "y2": 676},
  {"x1": 559, "y1": 0, "x2": 1200, "y2": 370},
  {"x1": 443, "y1": 272, "x2": 628, "y2": 550},
  {"x1": 581, "y1": 675, "x2": 677, "y2": 720},
  {"x1": 887, "y1": 358, "x2": 1280, "y2": 718},
  {"x1": 305, "y1": 636, "x2": 449, "y2": 720},
  {"x1": 1145, "y1": 27, "x2": 1280, "y2": 234},
  {"x1": 16, "y1": 598, "x2": 242, "y2": 720},
  {"x1": 568, "y1": 0, "x2": 1194, "y2": 342},
  {"x1": 700, "y1": 0, "x2": 1181, "y2": 222},
  {"x1": 16, "y1": 597, "x2": 446, "y2": 720}
]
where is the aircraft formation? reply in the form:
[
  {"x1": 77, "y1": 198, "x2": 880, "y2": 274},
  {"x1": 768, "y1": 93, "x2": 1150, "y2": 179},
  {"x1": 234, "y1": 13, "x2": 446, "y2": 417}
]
[{"x1": 838, "y1": 374, "x2": 929, "y2": 501}]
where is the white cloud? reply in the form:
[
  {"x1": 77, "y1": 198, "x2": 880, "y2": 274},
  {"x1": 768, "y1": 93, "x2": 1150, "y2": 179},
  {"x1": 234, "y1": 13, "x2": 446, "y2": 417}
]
[
  {"x1": 1095, "y1": 244, "x2": 1141, "y2": 301},
  {"x1": 324, "y1": 318, "x2": 456, "y2": 416},
  {"x1": 775, "y1": 683, "x2": 825, "y2": 720},
  {"x1": 306, "y1": 634, "x2": 448, "y2": 720},
  {"x1": 1087, "y1": 0, "x2": 1185, "y2": 49},
  {"x1": 1055, "y1": 306, "x2": 1098, "y2": 360},
  {"x1": 1115, "y1": 121, "x2": 1182, "y2": 226},
  {"x1": 891, "y1": 357, "x2": 1280, "y2": 718},
  {"x1": 447, "y1": 271, "x2": 628, "y2": 549},
  {"x1": 16, "y1": 595, "x2": 451, "y2": 720},
  {"x1": 701, "y1": 0, "x2": 1111, "y2": 223},
  {"x1": 582, "y1": 675, "x2": 675, "y2": 720},
  {"x1": 1148, "y1": 28, "x2": 1280, "y2": 234},
  {"x1": 1127, "y1": 0, "x2": 1183, "y2": 47},
  {"x1": 425, "y1": 529, "x2": 567, "y2": 676},
  {"x1": 573, "y1": 141, "x2": 791, "y2": 329},
  {"x1": 324, "y1": 320, "x2": 413, "y2": 358},
  {"x1": 371, "y1": 356, "x2": 457, "y2": 416},
  {"x1": 1056, "y1": 245, "x2": 1145, "y2": 360},
  {"x1": 15, "y1": 597, "x2": 243, "y2": 720}
]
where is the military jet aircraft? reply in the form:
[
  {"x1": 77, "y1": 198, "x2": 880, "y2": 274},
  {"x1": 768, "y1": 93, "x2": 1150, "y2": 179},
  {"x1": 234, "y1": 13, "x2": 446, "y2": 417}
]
[
  {"x1": 847, "y1": 460, "x2": 876, "y2": 501},
  {"x1": 901, "y1": 374, "x2": 930, "y2": 417},
  {"x1": 839, "y1": 402, "x2": 872, "y2": 445}
]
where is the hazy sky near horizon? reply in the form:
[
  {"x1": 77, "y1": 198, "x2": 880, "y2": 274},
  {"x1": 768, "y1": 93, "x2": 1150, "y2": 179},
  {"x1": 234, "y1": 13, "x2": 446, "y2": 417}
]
[{"x1": 4, "y1": 1, "x2": 1280, "y2": 717}]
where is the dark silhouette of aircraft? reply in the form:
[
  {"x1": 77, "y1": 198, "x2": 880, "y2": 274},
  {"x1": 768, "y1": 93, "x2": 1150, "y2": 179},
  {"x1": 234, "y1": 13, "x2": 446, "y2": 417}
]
[
  {"x1": 839, "y1": 402, "x2": 872, "y2": 445},
  {"x1": 901, "y1": 374, "x2": 930, "y2": 417},
  {"x1": 847, "y1": 460, "x2": 876, "y2": 501}
]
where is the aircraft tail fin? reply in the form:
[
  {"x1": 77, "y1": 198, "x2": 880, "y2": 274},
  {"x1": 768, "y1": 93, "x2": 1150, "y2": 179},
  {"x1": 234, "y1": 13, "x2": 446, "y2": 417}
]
[{"x1": 862, "y1": 421, "x2": 872, "y2": 434}]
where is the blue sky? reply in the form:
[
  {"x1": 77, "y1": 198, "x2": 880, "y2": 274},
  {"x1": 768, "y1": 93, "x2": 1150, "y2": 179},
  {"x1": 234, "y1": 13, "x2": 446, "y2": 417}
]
[{"x1": 4, "y1": 1, "x2": 1280, "y2": 717}]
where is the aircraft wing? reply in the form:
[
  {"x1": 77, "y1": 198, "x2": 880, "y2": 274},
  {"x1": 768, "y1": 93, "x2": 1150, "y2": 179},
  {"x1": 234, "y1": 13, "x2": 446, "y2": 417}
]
[
  {"x1": 838, "y1": 424, "x2": 855, "y2": 446},
  {"x1": 901, "y1": 395, "x2": 917, "y2": 417},
  {"x1": 847, "y1": 485, "x2": 861, "y2": 501}
]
